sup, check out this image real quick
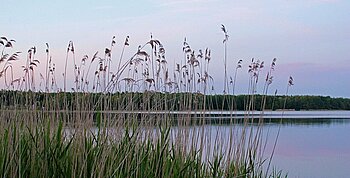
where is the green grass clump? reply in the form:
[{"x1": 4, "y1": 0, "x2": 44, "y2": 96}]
[
  {"x1": 0, "y1": 26, "x2": 291, "y2": 177},
  {"x1": 0, "y1": 111, "x2": 286, "y2": 178}
]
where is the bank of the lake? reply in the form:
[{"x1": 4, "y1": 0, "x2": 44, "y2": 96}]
[{"x1": 1, "y1": 91, "x2": 350, "y2": 111}]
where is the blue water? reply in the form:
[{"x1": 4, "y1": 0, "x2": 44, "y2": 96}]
[
  {"x1": 77, "y1": 110, "x2": 350, "y2": 177},
  {"x1": 190, "y1": 112, "x2": 350, "y2": 177},
  {"x1": 171, "y1": 114, "x2": 350, "y2": 177},
  {"x1": 269, "y1": 118, "x2": 350, "y2": 178}
]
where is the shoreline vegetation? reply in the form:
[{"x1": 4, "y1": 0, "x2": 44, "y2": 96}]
[
  {"x1": 0, "y1": 27, "x2": 294, "y2": 177},
  {"x1": 1, "y1": 91, "x2": 349, "y2": 111},
  {"x1": 0, "y1": 91, "x2": 289, "y2": 178}
]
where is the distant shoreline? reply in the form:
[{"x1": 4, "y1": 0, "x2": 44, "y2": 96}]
[
  {"x1": 1, "y1": 109, "x2": 349, "y2": 119},
  {"x1": 1, "y1": 91, "x2": 350, "y2": 111}
]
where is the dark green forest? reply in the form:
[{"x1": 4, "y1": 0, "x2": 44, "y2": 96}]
[{"x1": 1, "y1": 90, "x2": 349, "y2": 111}]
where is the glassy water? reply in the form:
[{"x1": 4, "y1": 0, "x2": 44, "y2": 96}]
[
  {"x1": 190, "y1": 117, "x2": 350, "y2": 177},
  {"x1": 267, "y1": 118, "x2": 350, "y2": 178},
  {"x1": 171, "y1": 111, "x2": 350, "y2": 177},
  {"x1": 68, "y1": 110, "x2": 350, "y2": 177}
]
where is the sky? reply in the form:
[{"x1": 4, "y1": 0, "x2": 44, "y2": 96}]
[{"x1": 1, "y1": 0, "x2": 350, "y2": 97}]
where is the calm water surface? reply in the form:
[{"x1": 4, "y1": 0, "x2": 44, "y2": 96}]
[
  {"x1": 268, "y1": 118, "x2": 350, "y2": 178},
  {"x1": 171, "y1": 111, "x2": 350, "y2": 177},
  {"x1": 78, "y1": 111, "x2": 350, "y2": 177},
  {"x1": 191, "y1": 111, "x2": 350, "y2": 177}
]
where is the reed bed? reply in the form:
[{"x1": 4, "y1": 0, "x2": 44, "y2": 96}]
[{"x1": 0, "y1": 28, "x2": 291, "y2": 177}]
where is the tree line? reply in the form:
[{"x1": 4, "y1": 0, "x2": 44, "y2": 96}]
[{"x1": 1, "y1": 90, "x2": 349, "y2": 111}]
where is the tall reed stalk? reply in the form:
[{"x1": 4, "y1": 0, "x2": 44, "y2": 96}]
[{"x1": 0, "y1": 33, "x2": 289, "y2": 177}]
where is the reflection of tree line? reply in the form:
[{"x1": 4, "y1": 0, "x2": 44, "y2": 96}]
[
  {"x1": 1, "y1": 91, "x2": 349, "y2": 111},
  {"x1": 263, "y1": 118, "x2": 349, "y2": 126},
  {"x1": 170, "y1": 118, "x2": 350, "y2": 126},
  {"x1": 187, "y1": 118, "x2": 349, "y2": 126}
]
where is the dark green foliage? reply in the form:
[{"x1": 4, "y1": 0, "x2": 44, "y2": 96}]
[
  {"x1": 1, "y1": 90, "x2": 349, "y2": 111},
  {"x1": 0, "y1": 118, "x2": 282, "y2": 178},
  {"x1": 0, "y1": 33, "x2": 289, "y2": 177}
]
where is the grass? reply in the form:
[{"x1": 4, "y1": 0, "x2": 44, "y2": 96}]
[
  {"x1": 0, "y1": 26, "x2": 291, "y2": 177},
  {"x1": 0, "y1": 112, "x2": 287, "y2": 178}
]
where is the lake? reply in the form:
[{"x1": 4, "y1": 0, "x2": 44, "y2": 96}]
[
  {"x1": 203, "y1": 111, "x2": 350, "y2": 178},
  {"x1": 139, "y1": 110, "x2": 350, "y2": 177},
  {"x1": 267, "y1": 117, "x2": 350, "y2": 177},
  {"x1": 68, "y1": 110, "x2": 350, "y2": 177},
  {"x1": 165, "y1": 110, "x2": 350, "y2": 177}
]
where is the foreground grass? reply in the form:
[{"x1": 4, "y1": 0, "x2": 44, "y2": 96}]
[
  {"x1": 0, "y1": 110, "x2": 286, "y2": 178},
  {"x1": 0, "y1": 30, "x2": 289, "y2": 177}
]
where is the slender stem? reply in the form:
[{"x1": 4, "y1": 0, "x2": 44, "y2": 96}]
[{"x1": 64, "y1": 51, "x2": 69, "y2": 92}]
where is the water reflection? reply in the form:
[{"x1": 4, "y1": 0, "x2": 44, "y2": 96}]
[
  {"x1": 266, "y1": 118, "x2": 350, "y2": 178},
  {"x1": 173, "y1": 117, "x2": 350, "y2": 177},
  {"x1": 184, "y1": 117, "x2": 350, "y2": 178},
  {"x1": 264, "y1": 118, "x2": 350, "y2": 126},
  {"x1": 68, "y1": 112, "x2": 350, "y2": 177}
]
